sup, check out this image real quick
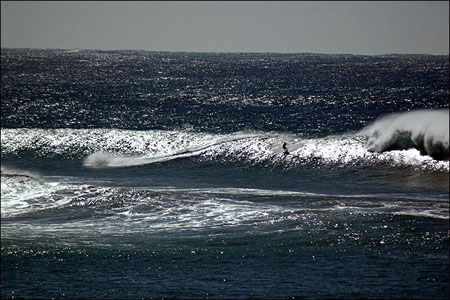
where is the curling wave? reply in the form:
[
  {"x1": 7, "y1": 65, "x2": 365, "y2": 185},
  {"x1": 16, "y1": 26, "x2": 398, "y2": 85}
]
[{"x1": 358, "y1": 109, "x2": 449, "y2": 160}]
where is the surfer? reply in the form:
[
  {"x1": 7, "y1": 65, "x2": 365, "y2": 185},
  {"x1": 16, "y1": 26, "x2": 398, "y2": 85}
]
[{"x1": 282, "y1": 142, "x2": 289, "y2": 155}]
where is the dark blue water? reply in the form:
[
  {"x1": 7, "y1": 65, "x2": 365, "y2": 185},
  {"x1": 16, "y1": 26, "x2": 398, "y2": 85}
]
[{"x1": 1, "y1": 48, "x2": 449, "y2": 299}]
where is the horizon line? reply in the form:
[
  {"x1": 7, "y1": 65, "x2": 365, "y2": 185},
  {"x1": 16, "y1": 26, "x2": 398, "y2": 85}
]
[{"x1": 1, "y1": 46, "x2": 449, "y2": 57}]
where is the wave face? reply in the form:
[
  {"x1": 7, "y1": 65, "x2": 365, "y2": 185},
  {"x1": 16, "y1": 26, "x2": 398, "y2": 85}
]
[{"x1": 359, "y1": 109, "x2": 449, "y2": 160}]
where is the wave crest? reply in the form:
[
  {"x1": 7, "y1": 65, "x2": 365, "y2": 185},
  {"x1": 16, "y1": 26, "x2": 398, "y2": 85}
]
[{"x1": 359, "y1": 109, "x2": 449, "y2": 160}]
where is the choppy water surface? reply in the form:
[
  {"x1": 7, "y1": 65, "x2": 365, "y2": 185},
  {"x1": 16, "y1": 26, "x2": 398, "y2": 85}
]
[{"x1": 1, "y1": 49, "x2": 449, "y2": 299}]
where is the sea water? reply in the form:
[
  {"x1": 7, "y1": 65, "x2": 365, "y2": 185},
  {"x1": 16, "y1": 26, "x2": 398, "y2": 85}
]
[{"x1": 1, "y1": 49, "x2": 449, "y2": 299}]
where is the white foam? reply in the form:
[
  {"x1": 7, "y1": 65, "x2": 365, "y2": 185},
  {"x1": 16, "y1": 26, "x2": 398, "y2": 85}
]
[
  {"x1": 110, "y1": 195, "x2": 284, "y2": 233},
  {"x1": 0, "y1": 165, "x2": 94, "y2": 218},
  {"x1": 358, "y1": 109, "x2": 449, "y2": 158},
  {"x1": 142, "y1": 186, "x2": 445, "y2": 203},
  {"x1": 1, "y1": 173, "x2": 69, "y2": 217}
]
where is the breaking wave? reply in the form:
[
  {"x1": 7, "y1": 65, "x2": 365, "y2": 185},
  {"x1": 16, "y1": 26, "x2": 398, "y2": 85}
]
[
  {"x1": 358, "y1": 109, "x2": 449, "y2": 160},
  {"x1": 1, "y1": 127, "x2": 449, "y2": 171}
]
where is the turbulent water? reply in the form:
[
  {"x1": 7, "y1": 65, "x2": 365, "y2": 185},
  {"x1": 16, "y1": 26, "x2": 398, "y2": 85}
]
[{"x1": 1, "y1": 48, "x2": 449, "y2": 299}]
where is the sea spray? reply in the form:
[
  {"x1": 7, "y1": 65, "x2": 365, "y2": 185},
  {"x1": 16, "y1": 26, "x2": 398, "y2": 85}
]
[{"x1": 358, "y1": 109, "x2": 449, "y2": 160}]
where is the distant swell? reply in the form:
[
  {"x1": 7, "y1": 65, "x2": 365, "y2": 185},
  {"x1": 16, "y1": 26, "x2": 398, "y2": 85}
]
[{"x1": 359, "y1": 109, "x2": 449, "y2": 160}]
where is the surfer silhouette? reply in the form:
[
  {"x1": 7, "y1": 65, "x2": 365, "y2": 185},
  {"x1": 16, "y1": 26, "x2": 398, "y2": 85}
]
[{"x1": 282, "y1": 142, "x2": 289, "y2": 156}]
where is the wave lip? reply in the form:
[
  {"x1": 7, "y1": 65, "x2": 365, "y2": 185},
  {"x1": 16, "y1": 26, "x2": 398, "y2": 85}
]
[{"x1": 358, "y1": 109, "x2": 449, "y2": 160}]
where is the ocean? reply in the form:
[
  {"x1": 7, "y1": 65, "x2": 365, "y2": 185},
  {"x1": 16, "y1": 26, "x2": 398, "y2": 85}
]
[{"x1": 1, "y1": 48, "x2": 449, "y2": 299}]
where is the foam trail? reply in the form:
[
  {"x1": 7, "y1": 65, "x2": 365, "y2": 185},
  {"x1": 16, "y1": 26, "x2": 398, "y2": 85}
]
[
  {"x1": 358, "y1": 109, "x2": 449, "y2": 160},
  {"x1": 83, "y1": 152, "x2": 146, "y2": 168},
  {"x1": 82, "y1": 133, "x2": 259, "y2": 168},
  {"x1": 83, "y1": 149, "x2": 207, "y2": 168}
]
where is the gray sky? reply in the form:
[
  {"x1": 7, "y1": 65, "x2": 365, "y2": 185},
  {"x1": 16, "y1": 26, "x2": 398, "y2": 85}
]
[{"x1": 1, "y1": 1, "x2": 449, "y2": 55}]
